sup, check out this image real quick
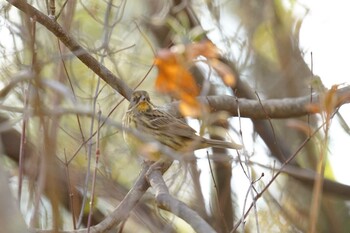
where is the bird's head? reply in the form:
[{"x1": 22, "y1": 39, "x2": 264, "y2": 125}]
[{"x1": 129, "y1": 90, "x2": 153, "y2": 112}]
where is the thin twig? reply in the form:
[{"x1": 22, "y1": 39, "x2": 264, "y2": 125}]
[
  {"x1": 7, "y1": 0, "x2": 132, "y2": 99},
  {"x1": 87, "y1": 109, "x2": 102, "y2": 232},
  {"x1": 231, "y1": 122, "x2": 326, "y2": 232},
  {"x1": 64, "y1": 152, "x2": 77, "y2": 229}
]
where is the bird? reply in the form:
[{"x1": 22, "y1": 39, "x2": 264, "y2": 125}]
[{"x1": 122, "y1": 90, "x2": 242, "y2": 161}]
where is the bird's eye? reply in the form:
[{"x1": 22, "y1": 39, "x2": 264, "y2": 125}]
[{"x1": 130, "y1": 96, "x2": 136, "y2": 104}]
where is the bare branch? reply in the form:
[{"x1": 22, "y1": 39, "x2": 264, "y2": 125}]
[
  {"x1": 6, "y1": 0, "x2": 132, "y2": 99},
  {"x1": 35, "y1": 163, "x2": 151, "y2": 233},
  {"x1": 166, "y1": 85, "x2": 350, "y2": 119},
  {"x1": 147, "y1": 163, "x2": 217, "y2": 233},
  {"x1": 2, "y1": 84, "x2": 349, "y2": 122}
]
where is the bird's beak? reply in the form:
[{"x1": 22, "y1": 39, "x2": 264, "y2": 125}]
[
  {"x1": 140, "y1": 96, "x2": 146, "y2": 102},
  {"x1": 137, "y1": 96, "x2": 151, "y2": 112}
]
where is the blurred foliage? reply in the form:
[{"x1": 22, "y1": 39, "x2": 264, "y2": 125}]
[{"x1": 0, "y1": 0, "x2": 349, "y2": 233}]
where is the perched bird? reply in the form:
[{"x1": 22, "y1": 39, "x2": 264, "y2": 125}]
[{"x1": 123, "y1": 90, "x2": 242, "y2": 161}]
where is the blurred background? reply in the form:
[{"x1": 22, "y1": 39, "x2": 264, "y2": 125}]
[{"x1": 0, "y1": 0, "x2": 349, "y2": 233}]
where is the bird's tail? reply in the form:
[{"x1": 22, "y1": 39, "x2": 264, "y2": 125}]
[{"x1": 202, "y1": 138, "x2": 243, "y2": 150}]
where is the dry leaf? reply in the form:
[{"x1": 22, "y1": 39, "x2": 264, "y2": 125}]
[
  {"x1": 305, "y1": 103, "x2": 321, "y2": 114},
  {"x1": 155, "y1": 49, "x2": 200, "y2": 116},
  {"x1": 155, "y1": 49, "x2": 199, "y2": 96},
  {"x1": 154, "y1": 40, "x2": 236, "y2": 116},
  {"x1": 186, "y1": 40, "x2": 219, "y2": 60},
  {"x1": 323, "y1": 85, "x2": 339, "y2": 113},
  {"x1": 210, "y1": 59, "x2": 236, "y2": 86},
  {"x1": 179, "y1": 100, "x2": 201, "y2": 117}
]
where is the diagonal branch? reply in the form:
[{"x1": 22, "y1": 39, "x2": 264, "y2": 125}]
[
  {"x1": 88, "y1": 163, "x2": 152, "y2": 233},
  {"x1": 146, "y1": 163, "x2": 217, "y2": 233},
  {"x1": 7, "y1": 0, "x2": 132, "y2": 99},
  {"x1": 35, "y1": 163, "x2": 167, "y2": 233},
  {"x1": 7, "y1": 0, "x2": 350, "y2": 121}
]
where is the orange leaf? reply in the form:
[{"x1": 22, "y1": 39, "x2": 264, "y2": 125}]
[
  {"x1": 155, "y1": 49, "x2": 202, "y2": 116},
  {"x1": 186, "y1": 40, "x2": 219, "y2": 60},
  {"x1": 155, "y1": 49, "x2": 199, "y2": 96},
  {"x1": 210, "y1": 59, "x2": 236, "y2": 86},
  {"x1": 179, "y1": 100, "x2": 201, "y2": 117},
  {"x1": 323, "y1": 85, "x2": 338, "y2": 110},
  {"x1": 305, "y1": 103, "x2": 320, "y2": 113},
  {"x1": 188, "y1": 41, "x2": 237, "y2": 87},
  {"x1": 154, "y1": 41, "x2": 221, "y2": 117}
]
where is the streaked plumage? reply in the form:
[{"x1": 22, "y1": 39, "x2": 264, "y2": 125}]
[{"x1": 123, "y1": 90, "x2": 242, "y2": 161}]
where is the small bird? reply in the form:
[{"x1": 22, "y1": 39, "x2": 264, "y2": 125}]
[{"x1": 123, "y1": 90, "x2": 242, "y2": 161}]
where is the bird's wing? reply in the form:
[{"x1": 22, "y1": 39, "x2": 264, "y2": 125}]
[{"x1": 145, "y1": 109, "x2": 197, "y2": 138}]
